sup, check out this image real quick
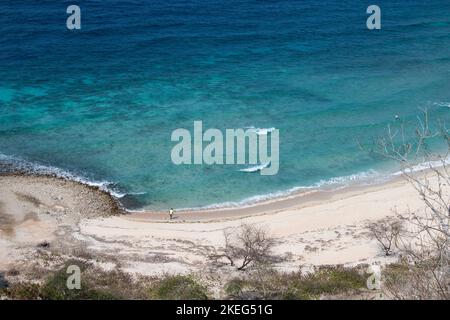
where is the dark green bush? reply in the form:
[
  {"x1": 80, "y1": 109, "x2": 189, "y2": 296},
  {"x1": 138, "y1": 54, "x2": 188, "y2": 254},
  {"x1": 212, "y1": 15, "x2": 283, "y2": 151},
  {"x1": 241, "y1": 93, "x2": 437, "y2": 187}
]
[
  {"x1": 1, "y1": 282, "x2": 42, "y2": 300},
  {"x1": 2, "y1": 260, "x2": 137, "y2": 300},
  {"x1": 225, "y1": 266, "x2": 367, "y2": 300},
  {"x1": 148, "y1": 275, "x2": 208, "y2": 300},
  {"x1": 40, "y1": 266, "x2": 120, "y2": 300}
]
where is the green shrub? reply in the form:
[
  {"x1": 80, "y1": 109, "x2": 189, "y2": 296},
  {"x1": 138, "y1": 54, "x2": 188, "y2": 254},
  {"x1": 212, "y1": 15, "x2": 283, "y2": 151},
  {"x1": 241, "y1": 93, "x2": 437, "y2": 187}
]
[
  {"x1": 40, "y1": 266, "x2": 119, "y2": 300},
  {"x1": 299, "y1": 266, "x2": 366, "y2": 296},
  {"x1": 1, "y1": 282, "x2": 42, "y2": 300},
  {"x1": 224, "y1": 278, "x2": 246, "y2": 297},
  {"x1": 2, "y1": 260, "x2": 139, "y2": 300},
  {"x1": 148, "y1": 275, "x2": 208, "y2": 300},
  {"x1": 224, "y1": 266, "x2": 367, "y2": 300}
]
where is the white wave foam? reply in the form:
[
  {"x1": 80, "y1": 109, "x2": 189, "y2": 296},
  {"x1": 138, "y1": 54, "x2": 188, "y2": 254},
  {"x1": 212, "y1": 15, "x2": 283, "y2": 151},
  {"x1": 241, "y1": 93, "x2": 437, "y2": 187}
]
[
  {"x1": 246, "y1": 127, "x2": 276, "y2": 135},
  {"x1": 0, "y1": 152, "x2": 127, "y2": 198},
  {"x1": 392, "y1": 156, "x2": 450, "y2": 176},
  {"x1": 178, "y1": 169, "x2": 385, "y2": 211},
  {"x1": 433, "y1": 101, "x2": 450, "y2": 108},
  {"x1": 177, "y1": 185, "x2": 311, "y2": 211},
  {"x1": 199, "y1": 157, "x2": 449, "y2": 211},
  {"x1": 313, "y1": 169, "x2": 383, "y2": 188},
  {"x1": 142, "y1": 155, "x2": 450, "y2": 212},
  {"x1": 127, "y1": 191, "x2": 147, "y2": 196},
  {"x1": 239, "y1": 162, "x2": 270, "y2": 173}
]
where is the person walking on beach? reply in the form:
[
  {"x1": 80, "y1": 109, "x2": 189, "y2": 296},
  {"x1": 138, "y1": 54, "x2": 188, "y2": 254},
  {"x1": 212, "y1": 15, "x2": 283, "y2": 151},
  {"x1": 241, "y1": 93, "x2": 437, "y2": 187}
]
[{"x1": 169, "y1": 208, "x2": 174, "y2": 220}]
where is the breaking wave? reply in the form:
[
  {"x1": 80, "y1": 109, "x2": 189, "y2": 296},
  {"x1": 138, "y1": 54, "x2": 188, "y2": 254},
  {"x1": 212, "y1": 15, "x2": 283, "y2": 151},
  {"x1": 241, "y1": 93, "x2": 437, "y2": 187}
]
[{"x1": 0, "y1": 152, "x2": 127, "y2": 199}]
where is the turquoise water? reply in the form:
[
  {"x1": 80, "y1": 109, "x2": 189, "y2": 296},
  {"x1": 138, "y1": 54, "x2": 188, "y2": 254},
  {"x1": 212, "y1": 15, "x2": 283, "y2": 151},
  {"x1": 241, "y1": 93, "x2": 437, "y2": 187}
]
[{"x1": 1, "y1": 1, "x2": 449, "y2": 210}]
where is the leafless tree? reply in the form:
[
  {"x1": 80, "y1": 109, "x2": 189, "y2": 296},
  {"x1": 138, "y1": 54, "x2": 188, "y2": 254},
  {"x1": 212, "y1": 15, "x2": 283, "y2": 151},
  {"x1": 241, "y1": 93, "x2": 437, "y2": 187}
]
[
  {"x1": 369, "y1": 218, "x2": 403, "y2": 256},
  {"x1": 218, "y1": 224, "x2": 276, "y2": 271},
  {"x1": 375, "y1": 109, "x2": 449, "y2": 299},
  {"x1": 222, "y1": 228, "x2": 236, "y2": 267}
]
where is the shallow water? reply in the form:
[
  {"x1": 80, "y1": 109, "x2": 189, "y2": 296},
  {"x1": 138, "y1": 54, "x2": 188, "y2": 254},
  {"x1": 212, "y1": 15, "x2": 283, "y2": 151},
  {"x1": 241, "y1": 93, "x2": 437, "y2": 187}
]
[{"x1": 1, "y1": 0, "x2": 449, "y2": 210}]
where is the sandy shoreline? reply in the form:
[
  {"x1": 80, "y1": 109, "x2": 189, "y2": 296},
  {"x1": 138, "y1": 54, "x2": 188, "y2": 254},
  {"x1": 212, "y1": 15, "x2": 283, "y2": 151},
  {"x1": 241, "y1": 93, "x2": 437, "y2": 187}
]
[
  {"x1": 0, "y1": 169, "x2": 442, "y2": 278},
  {"x1": 130, "y1": 175, "x2": 404, "y2": 222}
]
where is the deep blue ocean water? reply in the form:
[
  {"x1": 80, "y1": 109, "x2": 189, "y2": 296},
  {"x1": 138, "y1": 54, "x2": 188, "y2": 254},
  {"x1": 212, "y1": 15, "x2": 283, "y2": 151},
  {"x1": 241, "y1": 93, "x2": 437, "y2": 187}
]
[{"x1": 1, "y1": 0, "x2": 449, "y2": 210}]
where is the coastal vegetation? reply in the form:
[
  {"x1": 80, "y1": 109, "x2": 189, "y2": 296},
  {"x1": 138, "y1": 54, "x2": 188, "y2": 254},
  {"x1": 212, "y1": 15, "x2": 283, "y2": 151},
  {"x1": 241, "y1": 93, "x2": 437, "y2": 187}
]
[
  {"x1": 224, "y1": 266, "x2": 368, "y2": 300},
  {"x1": 0, "y1": 260, "x2": 370, "y2": 300}
]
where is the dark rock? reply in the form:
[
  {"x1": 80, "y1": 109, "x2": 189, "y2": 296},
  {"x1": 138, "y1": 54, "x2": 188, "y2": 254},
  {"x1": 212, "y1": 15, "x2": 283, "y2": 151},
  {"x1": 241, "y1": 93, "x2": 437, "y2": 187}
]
[{"x1": 37, "y1": 241, "x2": 50, "y2": 248}]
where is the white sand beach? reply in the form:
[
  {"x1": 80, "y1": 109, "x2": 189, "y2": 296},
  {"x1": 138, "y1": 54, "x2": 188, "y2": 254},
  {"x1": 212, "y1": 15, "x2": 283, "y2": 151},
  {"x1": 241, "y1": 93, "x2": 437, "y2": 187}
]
[{"x1": 0, "y1": 170, "x2": 442, "y2": 279}]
